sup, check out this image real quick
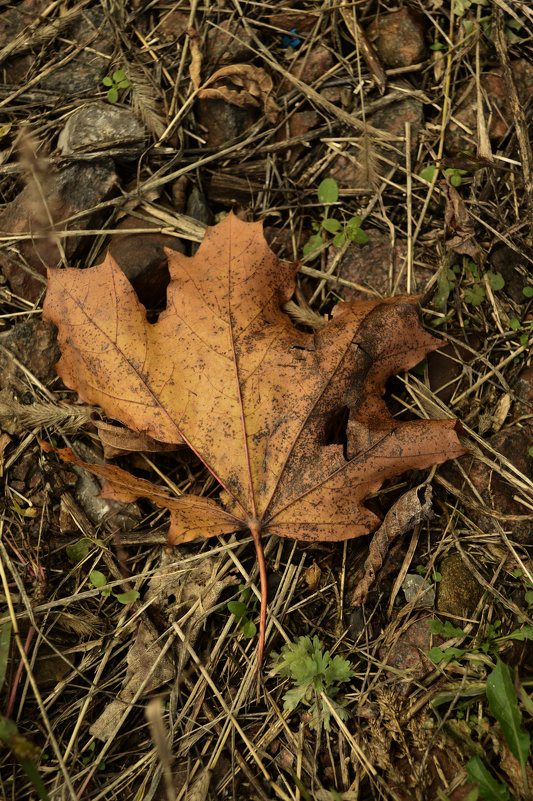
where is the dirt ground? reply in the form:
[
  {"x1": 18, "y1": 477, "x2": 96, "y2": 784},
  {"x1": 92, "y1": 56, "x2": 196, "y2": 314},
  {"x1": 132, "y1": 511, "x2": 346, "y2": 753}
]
[{"x1": 0, "y1": 1, "x2": 533, "y2": 800}]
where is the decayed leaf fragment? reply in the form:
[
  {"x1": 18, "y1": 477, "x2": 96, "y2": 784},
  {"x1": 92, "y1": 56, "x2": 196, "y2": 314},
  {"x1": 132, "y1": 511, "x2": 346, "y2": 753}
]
[
  {"x1": 43, "y1": 213, "x2": 465, "y2": 663},
  {"x1": 198, "y1": 64, "x2": 281, "y2": 124}
]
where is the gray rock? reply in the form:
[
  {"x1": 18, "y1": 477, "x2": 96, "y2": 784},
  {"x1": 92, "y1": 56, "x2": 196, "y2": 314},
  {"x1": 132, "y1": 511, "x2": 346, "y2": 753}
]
[
  {"x1": 0, "y1": 160, "x2": 117, "y2": 301},
  {"x1": 58, "y1": 103, "x2": 145, "y2": 154},
  {"x1": 402, "y1": 573, "x2": 435, "y2": 608},
  {"x1": 39, "y1": 7, "x2": 113, "y2": 95}
]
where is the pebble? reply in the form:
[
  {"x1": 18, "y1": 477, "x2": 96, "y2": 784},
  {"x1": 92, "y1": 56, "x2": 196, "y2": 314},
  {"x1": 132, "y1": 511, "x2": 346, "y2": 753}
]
[
  {"x1": 289, "y1": 45, "x2": 334, "y2": 84},
  {"x1": 366, "y1": 8, "x2": 427, "y2": 69},
  {"x1": 437, "y1": 554, "x2": 483, "y2": 620},
  {"x1": 38, "y1": 8, "x2": 113, "y2": 95},
  {"x1": 196, "y1": 97, "x2": 258, "y2": 147},
  {"x1": 0, "y1": 161, "x2": 117, "y2": 302},
  {"x1": 57, "y1": 104, "x2": 145, "y2": 154},
  {"x1": 402, "y1": 573, "x2": 436, "y2": 608},
  {"x1": 206, "y1": 19, "x2": 253, "y2": 65}
]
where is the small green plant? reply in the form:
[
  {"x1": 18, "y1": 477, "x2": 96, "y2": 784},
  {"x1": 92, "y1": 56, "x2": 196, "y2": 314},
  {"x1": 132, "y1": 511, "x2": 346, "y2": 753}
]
[
  {"x1": 303, "y1": 178, "x2": 368, "y2": 260},
  {"x1": 456, "y1": 0, "x2": 523, "y2": 44},
  {"x1": 466, "y1": 755, "x2": 511, "y2": 801},
  {"x1": 82, "y1": 741, "x2": 106, "y2": 771},
  {"x1": 433, "y1": 257, "x2": 505, "y2": 313},
  {"x1": 454, "y1": 0, "x2": 488, "y2": 18},
  {"x1": 428, "y1": 616, "x2": 533, "y2": 667},
  {"x1": 433, "y1": 262, "x2": 460, "y2": 311},
  {"x1": 465, "y1": 659, "x2": 530, "y2": 799},
  {"x1": 66, "y1": 537, "x2": 104, "y2": 562},
  {"x1": 419, "y1": 164, "x2": 468, "y2": 187},
  {"x1": 270, "y1": 635, "x2": 353, "y2": 730},
  {"x1": 415, "y1": 564, "x2": 442, "y2": 583},
  {"x1": 102, "y1": 69, "x2": 130, "y2": 103},
  {"x1": 509, "y1": 313, "x2": 533, "y2": 348},
  {"x1": 512, "y1": 568, "x2": 533, "y2": 606},
  {"x1": 89, "y1": 570, "x2": 139, "y2": 605},
  {"x1": 227, "y1": 583, "x2": 258, "y2": 638}
]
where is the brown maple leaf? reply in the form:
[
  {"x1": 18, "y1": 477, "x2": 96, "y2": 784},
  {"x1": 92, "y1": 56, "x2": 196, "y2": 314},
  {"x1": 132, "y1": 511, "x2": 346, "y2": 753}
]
[{"x1": 43, "y1": 213, "x2": 464, "y2": 665}]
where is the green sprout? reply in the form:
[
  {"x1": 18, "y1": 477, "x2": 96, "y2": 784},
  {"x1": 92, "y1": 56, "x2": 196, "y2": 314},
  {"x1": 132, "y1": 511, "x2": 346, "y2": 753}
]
[
  {"x1": 270, "y1": 635, "x2": 353, "y2": 730},
  {"x1": 419, "y1": 163, "x2": 469, "y2": 187},
  {"x1": 102, "y1": 69, "x2": 130, "y2": 104},
  {"x1": 428, "y1": 616, "x2": 533, "y2": 667},
  {"x1": 227, "y1": 583, "x2": 258, "y2": 639},
  {"x1": 467, "y1": 659, "x2": 530, "y2": 798},
  {"x1": 433, "y1": 257, "x2": 505, "y2": 314},
  {"x1": 89, "y1": 570, "x2": 139, "y2": 605},
  {"x1": 303, "y1": 177, "x2": 368, "y2": 260}
]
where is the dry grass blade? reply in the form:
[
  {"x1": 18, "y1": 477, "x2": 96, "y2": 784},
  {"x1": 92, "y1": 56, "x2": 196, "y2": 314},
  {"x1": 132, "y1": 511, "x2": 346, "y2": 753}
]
[{"x1": 127, "y1": 63, "x2": 167, "y2": 140}]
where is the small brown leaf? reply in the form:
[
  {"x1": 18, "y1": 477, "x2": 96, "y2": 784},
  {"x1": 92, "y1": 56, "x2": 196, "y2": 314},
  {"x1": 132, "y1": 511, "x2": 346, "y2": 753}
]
[
  {"x1": 187, "y1": 28, "x2": 202, "y2": 90},
  {"x1": 352, "y1": 484, "x2": 434, "y2": 606},
  {"x1": 199, "y1": 64, "x2": 281, "y2": 124},
  {"x1": 304, "y1": 561, "x2": 322, "y2": 592},
  {"x1": 442, "y1": 179, "x2": 479, "y2": 260},
  {"x1": 95, "y1": 420, "x2": 183, "y2": 459}
]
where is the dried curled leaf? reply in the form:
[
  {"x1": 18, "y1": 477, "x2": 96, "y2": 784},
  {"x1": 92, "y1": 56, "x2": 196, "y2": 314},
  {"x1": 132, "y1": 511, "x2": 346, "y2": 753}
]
[{"x1": 199, "y1": 64, "x2": 281, "y2": 124}]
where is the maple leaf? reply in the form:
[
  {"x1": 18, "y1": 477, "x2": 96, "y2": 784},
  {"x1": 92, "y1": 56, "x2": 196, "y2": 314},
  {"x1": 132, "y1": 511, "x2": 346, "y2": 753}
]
[{"x1": 43, "y1": 213, "x2": 464, "y2": 664}]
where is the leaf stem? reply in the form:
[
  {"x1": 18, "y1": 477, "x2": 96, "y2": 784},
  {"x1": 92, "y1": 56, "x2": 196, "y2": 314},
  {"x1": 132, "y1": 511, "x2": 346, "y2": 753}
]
[{"x1": 249, "y1": 520, "x2": 267, "y2": 672}]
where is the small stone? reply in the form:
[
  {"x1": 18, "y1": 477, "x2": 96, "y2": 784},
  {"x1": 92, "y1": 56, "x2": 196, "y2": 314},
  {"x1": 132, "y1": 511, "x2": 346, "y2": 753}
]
[
  {"x1": 437, "y1": 554, "x2": 483, "y2": 620},
  {"x1": 206, "y1": 19, "x2": 253, "y2": 65},
  {"x1": 0, "y1": 0, "x2": 47, "y2": 48},
  {"x1": 269, "y1": 12, "x2": 318, "y2": 35},
  {"x1": 288, "y1": 109, "x2": 320, "y2": 139},
  {"x1": 324, "y1": 229, "x2": 422, "y2": 299},
  {"x1": 445, "y1": 73, "x2": 511, "y2": 154},
  {"x1": 381, "y1": 617, "x2": 437, "y2": 693},
  {"x1": 196, "y1": 97, "x2": 258, "y2": 147},
  {"x1": 186, "y1": 187, "x2": 213, "y2": 255},
  {"x1": 370, "y1": 95, "x2": 424, "y2": 140},
  {"x1": 39, "y1": 8, "x2": 113, "y2": 95},
  {"x1": 348, "y1": 607, "x2": 366, "y2": 640},
  {"x1": 171, "y1": 176, "x2": 189, "y2": 213},
  {"x1": 512, "y1": 58, "x2": 533, "y2": 103},
  {"x1": 108, "y1": 215, "x2": 186, "y2": 308},
  {"x1": 319, "y1": 86, "x2": 343, "y2": 104},
  {"x1": 0, "y1": 320, "x2": 60, "y2": 391},
  {"x1": 369, "y1": 94, "x2": 424, "y2": 164},
  {"x1": 275, "y1": 109, "x2": 320, "y2": 163},
  {"x1": 57, "y1": 104, "x2": 145, "y2": 154},
  {"x1": 4, "y1": 55, "x2": 33, "y2": 84},
  {"x1": 289, "y1": 45, "x2": 334, "y2": 84},
  {"x1": 0, "y1": 161, "x2": 118, "y2": 301},
  {"x1": 158, "y1": 10, "x2": 189, "y2": 41},
  {"x1": 515, "y1": 366, "x2": 533, "y2": 419},
  {"x1": 330, "y1": 94, "x2": 423, "y2": 183},
  {"x1": 402, "y1": 574, "x2": 436, "y2": 607},
  {"x1": 186, "y1": 185, "x2": 214, "y2": 227},
  {"x1": 367, "y1": 8, "x2": 427, "y2": 69}
]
